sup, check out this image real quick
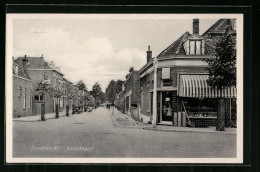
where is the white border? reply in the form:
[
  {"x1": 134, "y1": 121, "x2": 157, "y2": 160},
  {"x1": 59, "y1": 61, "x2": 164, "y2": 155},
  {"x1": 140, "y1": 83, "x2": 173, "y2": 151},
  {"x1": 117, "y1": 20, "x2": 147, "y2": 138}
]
[{"x1": 6, "y1": 14, "x2": 243, "y2": 164}]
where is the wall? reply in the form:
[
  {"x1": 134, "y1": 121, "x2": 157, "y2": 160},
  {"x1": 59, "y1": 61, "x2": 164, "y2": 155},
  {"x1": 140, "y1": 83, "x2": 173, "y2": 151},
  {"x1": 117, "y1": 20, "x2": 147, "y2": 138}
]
[
  {"x1": 28, "y1": 69, "x2": 64, "y2": 114},
  {"x1": 131, "y1": 71, "x2": 141, "y2": 105},
  {"x1": 13, "y1": 76, "x2": 33, "y2": 118}
]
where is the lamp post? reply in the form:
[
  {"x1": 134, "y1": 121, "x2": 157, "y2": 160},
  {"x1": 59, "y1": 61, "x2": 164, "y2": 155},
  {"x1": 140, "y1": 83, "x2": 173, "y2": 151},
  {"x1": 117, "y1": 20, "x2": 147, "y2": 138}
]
[{"x1": 152, "y1": 57, "x2": 158, "y2": 128}]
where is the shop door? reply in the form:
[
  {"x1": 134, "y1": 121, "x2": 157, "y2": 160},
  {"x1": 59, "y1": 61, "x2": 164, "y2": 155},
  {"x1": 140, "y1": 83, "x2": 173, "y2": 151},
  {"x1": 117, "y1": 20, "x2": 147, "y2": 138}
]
[{"x1": 161, "y1": 92, "x2": 173, "y2": 121}]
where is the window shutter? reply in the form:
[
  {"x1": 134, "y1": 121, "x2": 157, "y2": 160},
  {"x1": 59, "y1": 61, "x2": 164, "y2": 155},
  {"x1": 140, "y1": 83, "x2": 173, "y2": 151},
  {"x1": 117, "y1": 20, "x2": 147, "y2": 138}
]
[{"x1": 201, "y1": 40, "x2": 205, "y2": 55}]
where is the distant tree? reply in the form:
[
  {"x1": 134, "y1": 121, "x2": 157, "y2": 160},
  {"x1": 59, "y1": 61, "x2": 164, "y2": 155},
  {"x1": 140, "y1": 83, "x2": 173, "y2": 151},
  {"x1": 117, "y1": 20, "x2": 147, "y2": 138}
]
[
  {"x1": 105, "y1": 80, "x2": 117, "y2": 103},
  {"x1": 76, "y1": 80, "x2": 87, "y2": 90},
  {"x1": 204, "y1": 26, "x2": 236, "y2": 131},
  {"x1": 91, "y1": 82, "x2": 102, "y2": 107},
  {"x1": 105, "y1": 79, "x2": 123, "y2": 104}
]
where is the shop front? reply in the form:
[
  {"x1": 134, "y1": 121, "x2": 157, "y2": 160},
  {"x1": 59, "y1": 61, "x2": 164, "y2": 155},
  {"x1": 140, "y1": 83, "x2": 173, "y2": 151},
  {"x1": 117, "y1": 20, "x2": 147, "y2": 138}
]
[{"x1": 178, "y1": 74, "x2": 237, "y2": 127}]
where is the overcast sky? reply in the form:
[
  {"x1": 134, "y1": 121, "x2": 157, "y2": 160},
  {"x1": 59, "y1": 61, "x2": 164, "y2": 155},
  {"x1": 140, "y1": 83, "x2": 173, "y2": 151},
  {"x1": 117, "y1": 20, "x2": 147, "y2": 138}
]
[{"x1": 13, "y1": 15, "x2": 218, "y2": 91}]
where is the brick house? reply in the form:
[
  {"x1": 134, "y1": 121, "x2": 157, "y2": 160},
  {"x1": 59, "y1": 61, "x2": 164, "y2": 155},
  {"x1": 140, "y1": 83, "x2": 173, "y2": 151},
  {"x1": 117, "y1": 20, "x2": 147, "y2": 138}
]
[
  {"x1": 124, "y1": 68, "x2": 141, "y2": 118},
  {"x1": 13, "y1": 56, "x2": 34, "y2": 118},
  {"x1": 14, "y1": 56, "x2": 66, "y2": 115},
  {"x1": 138, "y1": 19, "x2": 237, "y2": 127}
]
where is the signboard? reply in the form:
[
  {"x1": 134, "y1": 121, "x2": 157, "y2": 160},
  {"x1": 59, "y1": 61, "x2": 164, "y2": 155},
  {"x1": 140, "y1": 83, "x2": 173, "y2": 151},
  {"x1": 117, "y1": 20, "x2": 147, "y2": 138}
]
[{"x1": 162, "y1": 68, "x2": 170, "y2": 79}]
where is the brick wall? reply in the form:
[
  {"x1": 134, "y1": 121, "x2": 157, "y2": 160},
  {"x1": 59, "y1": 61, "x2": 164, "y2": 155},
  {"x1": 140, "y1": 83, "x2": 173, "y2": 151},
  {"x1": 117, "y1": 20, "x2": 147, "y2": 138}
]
[
  {"x1": 13, "y1": 76, "x2": 33, "y2": 118},
  {"x1": 28, "y1": 70, "x2": 63, "y2": 114},
  {"x1": 131, "y1": 71, "x2": 141, "y2": 105}
]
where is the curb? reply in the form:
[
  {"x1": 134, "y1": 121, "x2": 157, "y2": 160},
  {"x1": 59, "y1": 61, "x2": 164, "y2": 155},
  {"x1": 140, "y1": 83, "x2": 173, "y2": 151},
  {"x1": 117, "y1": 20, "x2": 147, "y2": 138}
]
[
  {"x1": 110, "y1": 111, "x2": 143, "y2": 130},
  {"x1": 110, "y1": 109, "x2": 236, "y2": 135},
  {"x1": 13, "y1": 114, "x2": 67, "y2": 122},
  {"x1": 143, "y1": 127, "x2": 236, "y2": 135}
]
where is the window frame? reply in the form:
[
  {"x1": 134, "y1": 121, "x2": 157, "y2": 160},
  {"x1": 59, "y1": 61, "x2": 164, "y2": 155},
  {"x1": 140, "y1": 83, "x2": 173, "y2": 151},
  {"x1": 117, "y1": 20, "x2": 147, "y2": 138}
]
[
  {"x1": 18, "y1": 87, "x2": 22, "y2": 97},
  {"x1": 23, "y1": 88, "x2": 26, "y2": 109}
]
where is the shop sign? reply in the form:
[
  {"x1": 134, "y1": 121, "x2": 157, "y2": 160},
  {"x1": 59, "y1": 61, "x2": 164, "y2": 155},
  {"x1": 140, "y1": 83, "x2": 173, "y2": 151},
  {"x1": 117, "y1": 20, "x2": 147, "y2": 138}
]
[{"x1": 162, "y1": 68, "x2": 170, "y2": 79}]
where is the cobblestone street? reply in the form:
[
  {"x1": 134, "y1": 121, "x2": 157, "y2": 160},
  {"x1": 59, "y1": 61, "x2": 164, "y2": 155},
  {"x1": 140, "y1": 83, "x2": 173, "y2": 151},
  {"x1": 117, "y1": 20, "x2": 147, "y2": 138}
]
[{"x1": 13, "y1": 107, "x2": 236, "y2": 158}]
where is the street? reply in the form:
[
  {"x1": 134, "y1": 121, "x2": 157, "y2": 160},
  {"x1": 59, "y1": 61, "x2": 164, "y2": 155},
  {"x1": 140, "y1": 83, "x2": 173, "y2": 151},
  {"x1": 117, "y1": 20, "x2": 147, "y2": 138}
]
[{"x1": 13, "y1": 107, "x2": 236, "y2": 158}]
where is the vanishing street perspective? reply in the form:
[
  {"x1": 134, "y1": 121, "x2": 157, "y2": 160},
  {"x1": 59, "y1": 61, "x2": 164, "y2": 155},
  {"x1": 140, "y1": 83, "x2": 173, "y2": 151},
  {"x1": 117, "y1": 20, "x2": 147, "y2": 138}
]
[{"x1": 12, "y1": 17, "x2": 237, "y2": 158}]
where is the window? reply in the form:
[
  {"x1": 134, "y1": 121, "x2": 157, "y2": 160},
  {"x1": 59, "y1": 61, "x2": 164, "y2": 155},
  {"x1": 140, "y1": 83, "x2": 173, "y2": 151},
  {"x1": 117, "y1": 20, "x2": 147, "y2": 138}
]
[
  {"x1": 28, "y1": 89, "x2": 31, "y2": 108},
  {"x1": 14, "y1": 66, "x2": 18, "y2": 75},
  {"x1": 18, "y1": 87, "x2": 22, "y2": 97},
  {"x1": 184, "y1": 40, "x2": 204, "y2": 55},
  {"x1": 34, "y1": 94, "x2": 43, "y2": 101},
  {"x1": 190, "y1": 40, "x2": 195, "y2": 55},
  {"x1": 163, "y1": 79, "x2": 173, "y2": 87},
  {"x1": 140, "y1": 89, "x2": 143, "y2": 109},
  {"x1": 23, "y1": 88, "x2": 26, "y2": 108}
]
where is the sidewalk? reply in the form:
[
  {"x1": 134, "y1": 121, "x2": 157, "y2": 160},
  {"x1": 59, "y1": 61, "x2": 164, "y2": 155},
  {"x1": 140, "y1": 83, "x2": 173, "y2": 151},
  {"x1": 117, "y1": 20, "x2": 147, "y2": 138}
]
[
  {"x1": 13, "y1": 111, "x2": 67, "y2": 122},
  {"x1": 111, "y1": 107, "x2": 237, "y2": 135}
]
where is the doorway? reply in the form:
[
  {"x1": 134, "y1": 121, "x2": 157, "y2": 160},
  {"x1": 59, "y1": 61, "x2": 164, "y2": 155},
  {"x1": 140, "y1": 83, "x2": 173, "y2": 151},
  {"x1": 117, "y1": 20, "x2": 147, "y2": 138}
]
[{"x1": 161, "y1": 91, "x2": 173, "y2": 122}]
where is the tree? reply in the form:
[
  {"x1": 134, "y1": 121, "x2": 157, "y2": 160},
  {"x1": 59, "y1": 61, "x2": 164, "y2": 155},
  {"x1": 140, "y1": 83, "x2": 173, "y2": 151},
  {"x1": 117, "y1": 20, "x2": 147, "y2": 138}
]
[
  {"x1": 204, "y1": 26, "x2": 236, "y2": 131},
  {"x1": 105, "y1": 79, "x2": 124, "y2": 104},
  {"x1": 105, "y1": 80, "x2": 117, "y2": 103},
  {"x1": 91, "y1": 82, "x2": 102, "y2": 107},
  {"x1": 76, "y1": 80, "x2": 87, "y2": 90}
]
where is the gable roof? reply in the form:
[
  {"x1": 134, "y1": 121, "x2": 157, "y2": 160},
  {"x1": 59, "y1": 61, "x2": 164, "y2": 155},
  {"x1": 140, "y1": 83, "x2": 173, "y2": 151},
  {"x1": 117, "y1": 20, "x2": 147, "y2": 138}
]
[
  {"x1": 14, "y1": 57, "x2": 52, "y2": 69},
  {"x1": 202, "y1": 19, "x2": 236, "y2": 37},
  {"x1": 157, "y1": 32, "x2": 191, "y2": 58}
]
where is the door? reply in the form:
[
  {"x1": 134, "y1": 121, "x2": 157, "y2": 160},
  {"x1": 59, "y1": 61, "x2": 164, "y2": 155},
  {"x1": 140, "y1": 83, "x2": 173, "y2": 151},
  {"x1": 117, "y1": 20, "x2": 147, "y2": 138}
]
[
  {"x1": 161, "y1": 91, "x2": 173, "y2": 121},
  {"x1": 35, "y1": 103, "x2": 41, "y2": 115}
]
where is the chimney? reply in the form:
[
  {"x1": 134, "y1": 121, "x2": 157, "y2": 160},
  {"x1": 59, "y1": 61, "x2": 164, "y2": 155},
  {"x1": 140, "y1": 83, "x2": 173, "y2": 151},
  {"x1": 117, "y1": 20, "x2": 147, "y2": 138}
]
[
  {"x1": 147, "y1": 45, "x2": 152, "y2": 63},
  {"x1": 22, "y1": 55, "x2": 29, "y2": 76},
  {"x1": 193, "y1": 19, "x2": 199, "y2": 35},
  {"x1": 122, "y1": 83, "x2": 125, "y2": 91}
]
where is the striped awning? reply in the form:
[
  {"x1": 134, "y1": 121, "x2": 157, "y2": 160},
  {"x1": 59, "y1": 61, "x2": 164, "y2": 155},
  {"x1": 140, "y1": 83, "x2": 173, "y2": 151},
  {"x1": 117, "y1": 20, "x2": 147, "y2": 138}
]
[{"x1": 179, "y1": 74, "x2": 237, "y2": 98}]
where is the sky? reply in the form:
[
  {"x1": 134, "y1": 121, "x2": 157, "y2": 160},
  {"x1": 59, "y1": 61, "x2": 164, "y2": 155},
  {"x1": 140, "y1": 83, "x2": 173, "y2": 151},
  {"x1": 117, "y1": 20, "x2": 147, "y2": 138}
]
[{"x1": 12, "y1": 15, "x2": 218, "y2": 91}]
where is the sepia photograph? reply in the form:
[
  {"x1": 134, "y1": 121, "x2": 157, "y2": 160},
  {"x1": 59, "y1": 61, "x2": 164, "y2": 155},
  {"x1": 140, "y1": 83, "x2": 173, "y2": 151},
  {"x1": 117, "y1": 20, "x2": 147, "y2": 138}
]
[{"x1": 5, "y1": 14, "x2": 243, "y2": 163}]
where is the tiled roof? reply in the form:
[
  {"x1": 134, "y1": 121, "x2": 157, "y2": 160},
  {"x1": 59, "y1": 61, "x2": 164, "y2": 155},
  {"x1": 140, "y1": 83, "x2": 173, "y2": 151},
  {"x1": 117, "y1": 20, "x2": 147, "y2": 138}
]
[
  {"x1": 13, "y1": 62, "x2": 31, "y2": 79},
  {"x1": 157, "y1": 32, "x2": 191, "y2": 58},
  {"x1": 15, "y1": 57, "x2": 51, "y2": 69},
  {"x1": 157, "y1": 19, "x2": 236, "y2": 59},
  {"x1": 202, "y1": 19, "x2": 236, "y2": 37}
]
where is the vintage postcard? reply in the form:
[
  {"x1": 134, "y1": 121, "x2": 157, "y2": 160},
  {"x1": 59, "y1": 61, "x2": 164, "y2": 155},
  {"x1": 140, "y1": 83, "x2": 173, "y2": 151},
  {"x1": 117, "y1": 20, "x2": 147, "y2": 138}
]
[{"x1": 5, "y1": 14, "x2": 243, "y2": 163}]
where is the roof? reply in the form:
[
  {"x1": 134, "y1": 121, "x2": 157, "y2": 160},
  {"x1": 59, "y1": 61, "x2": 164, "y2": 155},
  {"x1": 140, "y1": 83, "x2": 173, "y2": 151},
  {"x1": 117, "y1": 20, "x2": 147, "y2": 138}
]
[
  {"x1": 157, "y1": 32, "x2": 191, "y2": 58},
  {"x1": 13, "y1": 62, "x2": 31, "y2": 79},
  {"x1": 202, "y1": 19, "x2": 236, "y2": 37},
  {"x1": 14, "y1": 56, "x2": 64, "y2": 76},
  {"x1": 15, "y1": 57, "x2": 52, "y2": 69}
]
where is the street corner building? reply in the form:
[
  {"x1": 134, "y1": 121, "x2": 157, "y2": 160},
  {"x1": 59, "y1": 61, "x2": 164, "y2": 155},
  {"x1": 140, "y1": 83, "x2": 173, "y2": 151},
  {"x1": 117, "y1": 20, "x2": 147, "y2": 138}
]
[
  {"x1": 13, "y1": 55, "x2": 81, "y2": 117},
  {"x1": 12, "y1": 56, "x2": 33, "y2": 118},
  {"x1": 138, "y1": 19, "x2": 237, "y2": 127}
]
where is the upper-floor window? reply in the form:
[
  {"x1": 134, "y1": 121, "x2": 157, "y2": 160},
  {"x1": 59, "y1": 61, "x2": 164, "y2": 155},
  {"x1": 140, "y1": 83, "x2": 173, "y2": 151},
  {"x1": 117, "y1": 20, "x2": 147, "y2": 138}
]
[
  {"x1": 14, "y1": 66, "x2": 19, "y2": 75},
  {"x1": 23, "y1": 88, "x2": 26, "y2": 108},
  {"x1": 183, "y1": 39, "x2": 205, "y2": 55},
  {"x1": 28, "y1": 89, "x2": 32, "y2": 109},
  {"x1": 18, "y1": 87, "x2": 22, "y2": 97}
]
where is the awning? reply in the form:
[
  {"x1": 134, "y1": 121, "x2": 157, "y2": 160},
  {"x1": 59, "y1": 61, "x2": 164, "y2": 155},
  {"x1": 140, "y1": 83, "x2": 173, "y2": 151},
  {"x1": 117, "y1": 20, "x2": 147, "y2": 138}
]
[{"x1": 179, "y1": 74, "x2": 237, "y2": 98}]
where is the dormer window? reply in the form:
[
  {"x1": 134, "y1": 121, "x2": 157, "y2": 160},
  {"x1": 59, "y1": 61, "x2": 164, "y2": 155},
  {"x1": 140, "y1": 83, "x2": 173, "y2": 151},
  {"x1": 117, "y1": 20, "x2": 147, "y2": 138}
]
[{"x1": 183, "y1": 39, "x2": 205, "y2": 55}]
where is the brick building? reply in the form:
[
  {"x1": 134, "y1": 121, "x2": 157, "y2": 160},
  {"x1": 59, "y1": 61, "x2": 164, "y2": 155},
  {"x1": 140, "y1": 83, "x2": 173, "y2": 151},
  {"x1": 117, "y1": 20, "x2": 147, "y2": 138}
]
[
  {"x1": 13, "y1": 56, "x2": 34, "y2": 118},
  {"x1": 138, "y1": 19, "x2": 237, "y2": 127},
  {"x1": 15, "y1": 56, "x2": 66, "y2": 115},
  {"x1": 124, "y1": 67, "x2": 141, "y2": 118}
]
